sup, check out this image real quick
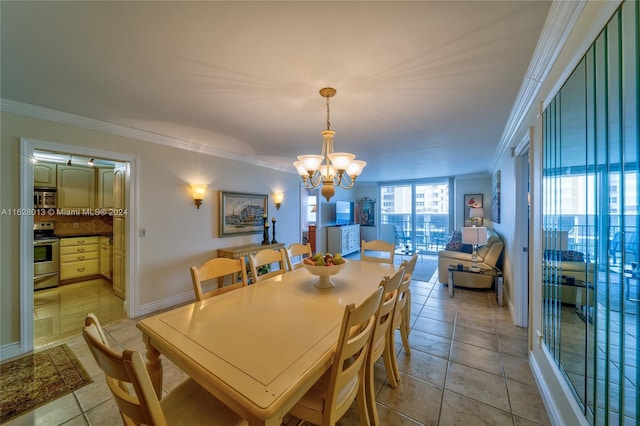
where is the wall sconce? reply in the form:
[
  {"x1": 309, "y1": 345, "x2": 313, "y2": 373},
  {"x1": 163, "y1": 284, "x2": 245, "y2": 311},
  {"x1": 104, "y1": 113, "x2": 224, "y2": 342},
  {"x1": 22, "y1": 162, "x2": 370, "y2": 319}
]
[
  {"x1": 191, "y1": 184, "x2": 207, "y2": 209},
  {"x1": 273, "y1": 192, "x2": 284, "y2": 210}
]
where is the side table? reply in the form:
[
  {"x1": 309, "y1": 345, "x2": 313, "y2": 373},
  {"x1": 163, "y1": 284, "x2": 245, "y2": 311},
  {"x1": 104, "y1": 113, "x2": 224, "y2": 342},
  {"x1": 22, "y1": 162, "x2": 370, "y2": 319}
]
[
  {"x1": 217, "y1": 242, "x2": 285, "y2": 284},
  {"x1": 447, "y1": 265, "x2": 503, "y2": 306}
]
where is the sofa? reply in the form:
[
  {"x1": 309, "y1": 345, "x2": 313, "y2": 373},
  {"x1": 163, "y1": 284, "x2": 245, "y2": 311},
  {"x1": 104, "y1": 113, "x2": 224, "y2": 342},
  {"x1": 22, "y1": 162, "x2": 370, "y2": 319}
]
[
  {"x1": 437, "y1": 229, "x2": 504, "y2": 289},
  {"x1": 543, "y1": 250, "x2": 595, "y2": 306}
]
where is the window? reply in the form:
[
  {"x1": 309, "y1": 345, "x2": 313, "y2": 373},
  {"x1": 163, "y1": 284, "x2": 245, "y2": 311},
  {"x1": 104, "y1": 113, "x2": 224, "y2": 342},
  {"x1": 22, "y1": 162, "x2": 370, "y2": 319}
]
[{"x1": 379, "y1": 180, "x2": 451, "y2": 253}]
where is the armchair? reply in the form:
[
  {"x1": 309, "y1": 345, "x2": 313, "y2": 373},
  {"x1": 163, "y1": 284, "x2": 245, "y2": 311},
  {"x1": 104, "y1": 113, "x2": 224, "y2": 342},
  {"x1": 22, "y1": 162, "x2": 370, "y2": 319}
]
[{"x1": 437, "y1": 229, "x2": 504, "y2": 288}]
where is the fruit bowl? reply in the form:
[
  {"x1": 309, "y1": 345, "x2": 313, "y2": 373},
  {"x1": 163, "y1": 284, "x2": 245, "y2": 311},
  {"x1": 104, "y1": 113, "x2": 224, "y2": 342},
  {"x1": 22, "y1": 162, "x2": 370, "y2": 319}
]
[{"x1": 302, "y1": 260, "x2": 348, "y2": 288}]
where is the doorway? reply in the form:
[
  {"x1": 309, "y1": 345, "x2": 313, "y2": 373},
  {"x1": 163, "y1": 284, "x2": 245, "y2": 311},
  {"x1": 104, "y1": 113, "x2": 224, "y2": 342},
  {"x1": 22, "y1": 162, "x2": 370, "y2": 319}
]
[{"x1": 19, "y1": 138, "x2": 137, "y2": 354}]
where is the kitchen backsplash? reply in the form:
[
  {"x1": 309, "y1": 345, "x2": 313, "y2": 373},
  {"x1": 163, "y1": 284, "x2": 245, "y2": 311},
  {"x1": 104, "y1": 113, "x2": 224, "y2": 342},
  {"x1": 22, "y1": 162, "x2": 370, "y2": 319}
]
[{"x1": 34, "y1": 213, "x2": 113, "y2": 236}]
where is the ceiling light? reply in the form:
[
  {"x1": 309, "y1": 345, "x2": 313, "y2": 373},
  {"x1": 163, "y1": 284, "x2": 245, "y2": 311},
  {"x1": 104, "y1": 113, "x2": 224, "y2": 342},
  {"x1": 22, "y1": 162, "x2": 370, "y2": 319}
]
[{"x1": 293, "y1": 87, "x2": 366, "y2": 202}]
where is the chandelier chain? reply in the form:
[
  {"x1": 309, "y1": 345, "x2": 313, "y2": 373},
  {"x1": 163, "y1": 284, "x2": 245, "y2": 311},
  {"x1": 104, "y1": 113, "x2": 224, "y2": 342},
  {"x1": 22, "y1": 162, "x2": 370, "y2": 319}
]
[{"x1": 326, "y1": 95, "x2": 331, "y2": 131}]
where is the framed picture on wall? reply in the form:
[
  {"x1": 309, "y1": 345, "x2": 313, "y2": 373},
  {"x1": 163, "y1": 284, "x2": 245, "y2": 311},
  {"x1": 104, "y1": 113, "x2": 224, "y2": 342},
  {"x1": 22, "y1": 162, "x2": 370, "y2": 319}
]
[
  {"x1": 219, "y1": 191, "x2": 267, "y2": 237},
  {"x1": 492, "y1": 170, "x2": 501, "y2": 224},
  {"x1": 464, "y1": 194, "x2": 483, "y2": 226}
]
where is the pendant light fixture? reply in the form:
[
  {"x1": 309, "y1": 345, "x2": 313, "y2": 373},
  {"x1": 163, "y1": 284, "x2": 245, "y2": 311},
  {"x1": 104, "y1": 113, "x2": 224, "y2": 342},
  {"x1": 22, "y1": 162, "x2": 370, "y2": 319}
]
[{"x1": 293, "y1": 88, "x2": 366, "y2": 201}]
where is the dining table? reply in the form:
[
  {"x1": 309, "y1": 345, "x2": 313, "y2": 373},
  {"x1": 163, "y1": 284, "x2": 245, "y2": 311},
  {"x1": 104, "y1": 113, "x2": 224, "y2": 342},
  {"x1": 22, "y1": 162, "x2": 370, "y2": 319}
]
[{"x1": 136, "y1": 259, "x2": 397, "y2": 426}]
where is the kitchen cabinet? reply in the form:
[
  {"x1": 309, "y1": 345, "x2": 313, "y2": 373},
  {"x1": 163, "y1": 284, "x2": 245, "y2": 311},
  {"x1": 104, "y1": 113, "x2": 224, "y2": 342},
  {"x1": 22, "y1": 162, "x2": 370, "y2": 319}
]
[
  {"x1": 327, "y1": 224, "x2": 360, "y2": 256},
  {"x1": 100, "y1": 236, "x2": 112, "y2": 279},
  {"x1": 111, "y1": 164, "x2": 126, "y2": 299},
  {"x1": 57, "y1": 165, "x2": 95, "y2": 210},
  {"x1": 96, "y1": 167, "x2": 114, "y2": 209},
  {"x1": 33, "y1": 162, "x2": 57, "y2": 188},
  {"x1": 60, "y1": 236, "x2": 100, "y2": 280}
]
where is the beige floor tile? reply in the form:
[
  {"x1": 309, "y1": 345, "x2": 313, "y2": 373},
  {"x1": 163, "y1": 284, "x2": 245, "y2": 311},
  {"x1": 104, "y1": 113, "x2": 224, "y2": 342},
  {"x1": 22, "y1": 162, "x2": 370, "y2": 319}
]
[
  {"x1": 412, "y1": 316, "x2": 454, "y2": 338},
  {"x1": 514, "y1": 414, "x2": 550, "y2": 425},
  {"x1": 452, "y1": 323, "x2": 499, "y2": 351},
  {"x1": 407, "y1": 329, "x2": 452, "y2": 359},
  {"x1": 396, "y1": 349, "x2": 448, "y2": 387},
  {"x1": 499, "y1": 334, "x2": 528, "y2": 358},
  {"x1": 445, "y1": 362, "x2": 510, "y2": 412},
  {"x1": 419, "y1": 305, "x2": 457, "y2": 323},
  {"x1": 374, "y1": 404, "x2": 424, "y2": 425},
  {"x1": 376, "y1": 374, "x2": 442, "y2": 425},
  {"x1": 455, "y1": 315, "x2": 496, "y2": 334},
  {"x1": 439, "y1": 390, "x2": 513, "y2": 426},
  {"x1": 502, "y1": 353, "x2": 536, "y2": 386},
  {"x1": 84, "y1": 398, "x2": 124, "y2": 425},
  {"x1": 507, "y1": 379, "x2": 551, "y2": 425},
  {"x1": 450, "y1": 340, "x2": 503, "y2": 376},
  {"x1": 74, "y1": 375, "x2": 112, "y2": 412}
]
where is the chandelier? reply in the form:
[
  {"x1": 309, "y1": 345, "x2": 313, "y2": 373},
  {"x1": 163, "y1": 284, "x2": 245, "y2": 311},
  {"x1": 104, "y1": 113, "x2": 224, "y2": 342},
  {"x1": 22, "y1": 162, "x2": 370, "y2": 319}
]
[{"x1": 293, "y1": 87, "x2": 366, "y2": 201}]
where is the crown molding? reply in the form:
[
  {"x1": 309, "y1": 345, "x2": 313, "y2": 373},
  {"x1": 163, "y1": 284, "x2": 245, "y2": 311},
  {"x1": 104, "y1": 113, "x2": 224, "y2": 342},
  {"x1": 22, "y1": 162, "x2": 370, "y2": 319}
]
[
  {"x1": 0, "y1": 98, "x2": 288, "y2": 172},
  {"x1": 492, "y1": 0, "x2": 588, "y2": 168}
]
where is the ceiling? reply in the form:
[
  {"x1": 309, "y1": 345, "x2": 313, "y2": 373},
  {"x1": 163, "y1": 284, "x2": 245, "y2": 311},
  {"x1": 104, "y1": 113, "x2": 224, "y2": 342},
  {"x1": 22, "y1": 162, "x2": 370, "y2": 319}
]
[{"x1": 1, "y1": 1, "x2": 551, "y2": 183}]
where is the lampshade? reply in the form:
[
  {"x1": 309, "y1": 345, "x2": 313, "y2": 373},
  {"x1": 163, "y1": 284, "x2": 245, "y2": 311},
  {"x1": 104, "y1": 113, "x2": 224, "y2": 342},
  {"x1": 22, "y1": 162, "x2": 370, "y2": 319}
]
[
  {"x1": 469, "y1": 207, "x2": 484, "y2": 218},
  {"x1": 462, "y1": 226, "x2": 488, "y2": 246}
]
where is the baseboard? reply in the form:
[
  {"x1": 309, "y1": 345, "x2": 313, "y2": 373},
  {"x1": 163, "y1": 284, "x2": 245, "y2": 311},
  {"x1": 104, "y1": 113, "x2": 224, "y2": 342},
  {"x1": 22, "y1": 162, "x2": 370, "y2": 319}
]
[
  {"x1": 529, "y1": 347, "x2": 590, "y2": 426},
  {"x1": 0, "y1": 342, "x2": 23, "y2": 362},
  {"x1": 135, "y1": 290, "x2": 195, "y2": 317}
]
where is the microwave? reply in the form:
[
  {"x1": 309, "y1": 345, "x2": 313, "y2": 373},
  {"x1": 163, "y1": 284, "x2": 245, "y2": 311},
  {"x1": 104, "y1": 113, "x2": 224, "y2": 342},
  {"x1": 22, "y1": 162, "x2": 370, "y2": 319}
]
[{"x1": 34, "y1": 188, "x2": 57, "y2": 209}]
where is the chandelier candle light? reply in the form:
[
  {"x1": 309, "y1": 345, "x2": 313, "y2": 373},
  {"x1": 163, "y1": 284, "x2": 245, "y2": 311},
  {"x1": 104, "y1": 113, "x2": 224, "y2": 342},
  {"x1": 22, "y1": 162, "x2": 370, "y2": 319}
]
[{"x1": 293, "y1": 88, "x2": 366, "y2": 201}]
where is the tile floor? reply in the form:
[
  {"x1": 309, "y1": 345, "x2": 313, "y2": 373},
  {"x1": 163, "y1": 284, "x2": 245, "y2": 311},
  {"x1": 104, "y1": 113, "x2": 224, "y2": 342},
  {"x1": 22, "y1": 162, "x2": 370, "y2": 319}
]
[
  {"x1": 33, "y1": 278, "x2": 125, "y2": 348},
  {"x1": 7, "y1": 269, "x2": 550, "y2": 425}
]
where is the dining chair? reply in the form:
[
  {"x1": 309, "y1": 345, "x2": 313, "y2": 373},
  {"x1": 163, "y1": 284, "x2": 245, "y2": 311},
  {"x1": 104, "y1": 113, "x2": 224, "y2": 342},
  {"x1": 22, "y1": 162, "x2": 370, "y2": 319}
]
[
  {"x1": 361, "y1": 240, "x2": 395, "y2": 264},
  {"x1": 288, "y1": 287, "x2": 384, "y2": 426},
  {"x1": 397, "y1": 253, "x2": 418, "y2": 352},
  {"x1": 248, "y1": 248, "x2": 288, "y2": 282},
  {"x1": 386, "y1": 253, "x2": 419, "y2": 388},
  {"x1": 285, "y1": 243, "x2": 313, "y2": 271},
  {"x1": 190, "y1": 257, "x2": 248, "y2": 301},
  {"x1": 365, "y1": 266, "x2": 405, "y2": 426},
  {"x1": 82, "y1": 313, "x2": 247, "y2": 426}
]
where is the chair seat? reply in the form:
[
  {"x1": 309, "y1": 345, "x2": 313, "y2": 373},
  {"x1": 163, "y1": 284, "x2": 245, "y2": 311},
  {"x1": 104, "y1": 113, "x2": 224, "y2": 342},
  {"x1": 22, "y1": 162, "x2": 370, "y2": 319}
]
[
  {"x1": 292, "y1": 364, "x2": 358, "y2": 416},
  {"x1": 162, "y1": 378, "x2": 247, "y2": 425}
]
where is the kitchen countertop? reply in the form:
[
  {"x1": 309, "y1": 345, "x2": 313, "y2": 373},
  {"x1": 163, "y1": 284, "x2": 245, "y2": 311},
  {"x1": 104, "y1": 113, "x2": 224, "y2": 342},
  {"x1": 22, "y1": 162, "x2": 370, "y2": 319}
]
[{"x1": 55, "y1": 233, "x2": 113, "y2": 238}]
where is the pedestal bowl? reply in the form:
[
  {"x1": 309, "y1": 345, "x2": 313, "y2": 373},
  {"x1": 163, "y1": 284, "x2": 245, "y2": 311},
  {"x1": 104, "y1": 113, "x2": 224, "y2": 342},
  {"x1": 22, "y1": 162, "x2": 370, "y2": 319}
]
[{"x1": 302, "y1": 260, "x2": 347, "y2": 288}]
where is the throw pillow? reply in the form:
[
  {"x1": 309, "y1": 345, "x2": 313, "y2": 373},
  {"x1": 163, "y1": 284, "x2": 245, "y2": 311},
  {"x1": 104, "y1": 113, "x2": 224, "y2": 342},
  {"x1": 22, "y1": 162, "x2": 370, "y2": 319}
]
[
  {"x1": 544, "y1": 250, "x2": 585, "y2": 262},
  {"x1": 445, "y1": 231, "x2": 463, "y2": 251},
  {"x1": 445, "y1": 231, "x2": 480, "y2": 253}
]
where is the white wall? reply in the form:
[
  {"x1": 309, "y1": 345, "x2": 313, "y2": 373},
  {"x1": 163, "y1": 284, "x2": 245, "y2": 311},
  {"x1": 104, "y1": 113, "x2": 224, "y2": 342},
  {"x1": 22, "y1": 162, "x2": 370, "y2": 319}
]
[{"x1": 1, "y1": 111, "x2": 300, "y2": 347}]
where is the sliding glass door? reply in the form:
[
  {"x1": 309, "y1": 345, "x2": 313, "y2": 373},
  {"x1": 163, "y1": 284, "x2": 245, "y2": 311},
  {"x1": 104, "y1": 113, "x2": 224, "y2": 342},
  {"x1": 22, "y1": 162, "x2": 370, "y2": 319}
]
[{"x1": 380, "y1": 180, "x2": 451, "y2": 254}]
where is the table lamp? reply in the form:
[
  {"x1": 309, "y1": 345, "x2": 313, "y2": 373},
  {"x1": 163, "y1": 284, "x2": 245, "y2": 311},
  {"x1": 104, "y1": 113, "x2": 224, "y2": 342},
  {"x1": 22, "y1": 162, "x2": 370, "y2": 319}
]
[
  {"x1": 469, "y1": 207, "x2": 484, "y2": 226},
  {"x1": 462, "y1": 226, "x2": 488, "y2": 272}
]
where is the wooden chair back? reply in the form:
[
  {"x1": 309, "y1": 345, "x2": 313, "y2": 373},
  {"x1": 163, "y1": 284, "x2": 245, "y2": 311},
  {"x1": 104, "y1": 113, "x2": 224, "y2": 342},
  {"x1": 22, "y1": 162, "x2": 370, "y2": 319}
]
[
  {"x1": 386, "y1": 255, "x2": 418, "y2": 387},
  {"x1": 361, "y1": 240, "x2": 395, "y2": 264},
  {"x1": 365, "y1": 267, "x2": 404, "y2": 425},
  {"x1": 82, "y1": 314, "x2": 165, "y2": 426},
  {"x1": 190, "y1": 257, "x2": 248, "y2": 301},
  {"x1": 325, "y1": 287, "x2": 384, "y2": 423},
  {"x1": 249, "y1": 248, "x2": 287, "y2": 282},
  {"x1": 285, "y1": 243, "x2": 313, "y2": 271}
]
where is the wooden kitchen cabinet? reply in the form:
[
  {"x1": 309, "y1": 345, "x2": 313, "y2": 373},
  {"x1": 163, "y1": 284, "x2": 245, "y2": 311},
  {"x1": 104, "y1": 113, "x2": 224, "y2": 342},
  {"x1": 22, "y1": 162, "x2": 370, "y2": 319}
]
[
  {"x1": 57, "y1": 165, "x2": 95, "y2": 210},
  {"x1": 327, "y1": 224, "x2": 360, "y2": 256},
  {"x1": 96, "y1": 167, "x2": 114, "y2": 209},
  {"x1": 60, "y1": 236, "x2": 100, "y2": 280},
  {"x1": 100, "y1": 236, "x2": 112, "y2": 279},
  {"x1": 33, "y1": 162, "x2": 57, "y2": 188}
]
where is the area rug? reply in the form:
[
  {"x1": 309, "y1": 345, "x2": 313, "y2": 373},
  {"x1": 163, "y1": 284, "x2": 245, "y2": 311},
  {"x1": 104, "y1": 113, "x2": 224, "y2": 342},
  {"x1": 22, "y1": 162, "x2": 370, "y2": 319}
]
[{"x1": 0, "y1": 344, "x2": 92, "y2": 423}]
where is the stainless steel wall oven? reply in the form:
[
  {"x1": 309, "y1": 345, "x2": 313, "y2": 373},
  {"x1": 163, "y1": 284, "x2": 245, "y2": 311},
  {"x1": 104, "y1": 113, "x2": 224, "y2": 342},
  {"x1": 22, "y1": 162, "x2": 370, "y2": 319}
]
[{"x1": 34, "y1": 222, "x2": 59, "y2": 290}]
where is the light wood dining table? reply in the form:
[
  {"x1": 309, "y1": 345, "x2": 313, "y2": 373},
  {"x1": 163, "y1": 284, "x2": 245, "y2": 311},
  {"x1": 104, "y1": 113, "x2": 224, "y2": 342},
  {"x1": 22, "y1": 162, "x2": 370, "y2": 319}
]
[{"x1": 137, "y1": 259, "x2": 396, "y2": 426}]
